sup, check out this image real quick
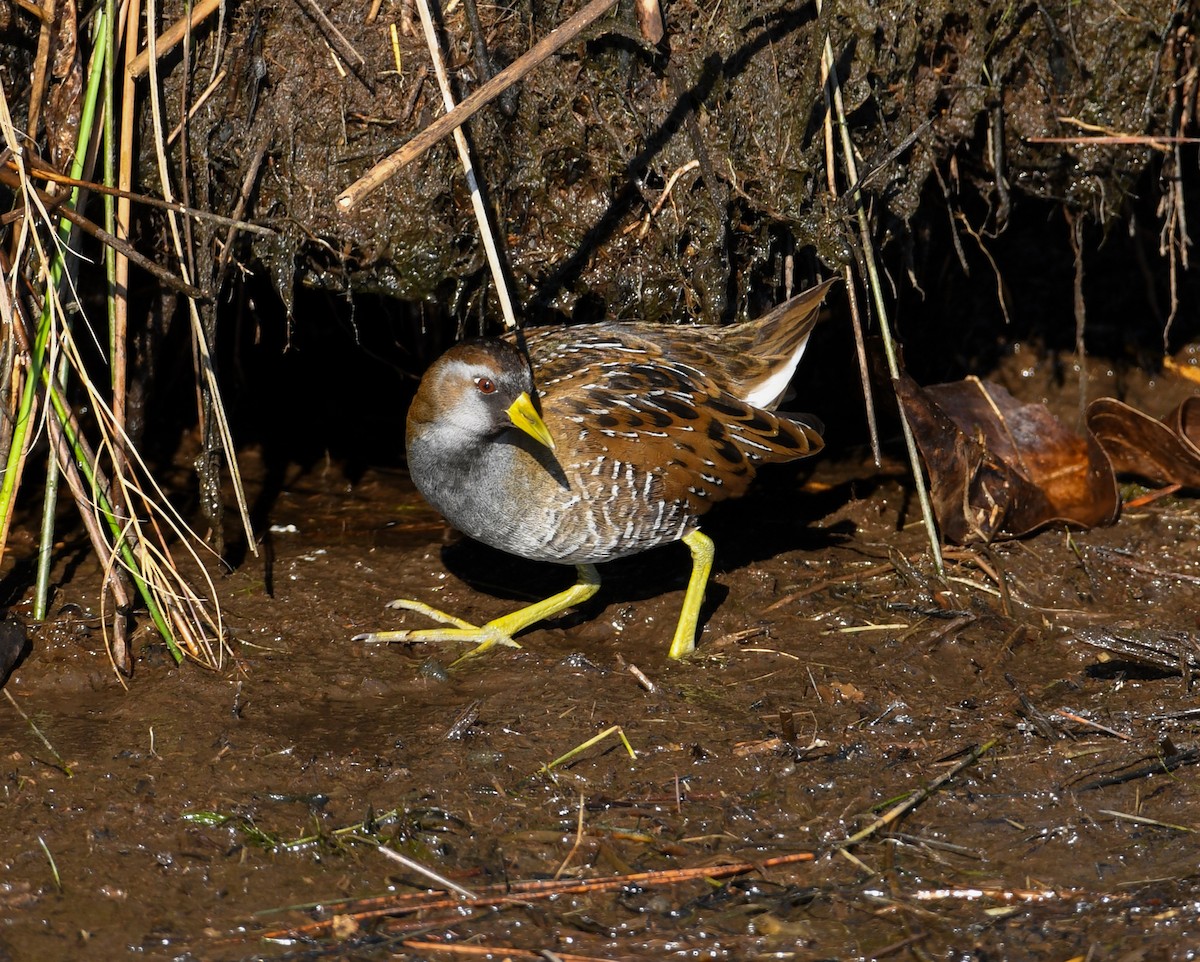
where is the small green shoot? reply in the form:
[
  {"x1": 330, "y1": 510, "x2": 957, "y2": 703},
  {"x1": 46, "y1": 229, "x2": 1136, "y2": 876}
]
[
  {"x1": 37, "y1": 836, "x2": 62, "y2": 892},
  {"x1": 539, "y1": 724, "x2": 637, "y2": 776},
  {"x1": 180, "y1": 808, "x2": 407, "y2": 853}
]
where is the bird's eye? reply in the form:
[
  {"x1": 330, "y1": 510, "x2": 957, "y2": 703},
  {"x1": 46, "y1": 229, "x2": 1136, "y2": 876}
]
[{"x1": 474, "y1": 376, "x2": 497, "y2": 394}]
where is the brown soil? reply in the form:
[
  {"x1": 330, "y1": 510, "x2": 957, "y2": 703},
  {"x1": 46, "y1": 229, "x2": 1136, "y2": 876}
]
[{"x1": 3, "y1": 352, "x2": 1199, "y2": 961}]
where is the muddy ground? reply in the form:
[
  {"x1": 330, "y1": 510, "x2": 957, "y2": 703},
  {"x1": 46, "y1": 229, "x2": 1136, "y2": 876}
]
[
  {"x1": 2, "y1": 350, "x2": 1200, "y2": 961},
  {"x1": 1, "y1": 0, "x2": 1196, "y2": 957}
]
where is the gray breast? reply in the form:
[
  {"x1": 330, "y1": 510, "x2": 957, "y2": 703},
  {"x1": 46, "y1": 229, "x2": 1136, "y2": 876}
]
[{"x1": 416, "y1": 430, "x2": 697, "y2": 566}]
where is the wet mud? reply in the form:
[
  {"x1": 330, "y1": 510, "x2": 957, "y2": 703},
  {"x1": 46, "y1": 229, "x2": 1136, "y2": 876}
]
[{"x1": 3, "y1": 352, "x2": 1200, "y2": 960}]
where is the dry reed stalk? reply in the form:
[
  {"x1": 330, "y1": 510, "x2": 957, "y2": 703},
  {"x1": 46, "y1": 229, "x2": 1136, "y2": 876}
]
[
  {"x1": 261, "y1": 850, "x2": 817, "y2": 940},
  {"x1": 816, "y1": 0, "x2": 944, "y2": 575},
  {"x1": 25, "y1": 0, "x2": 55, "y2": 150},
  {"x1": 0, "y1": 14, "x2": 233, "y2": 671},
  {"x1": 113, "y1": 0, "x2": 140, "y2": 471},
  {"x1": 143, "y1": 0, "x2": 255, "y2": 552},
  {"x1": 413, "y1": 0, "x2": 518, "y2": 328},
  {"x1": 126, "y1": 0, "x2": 222, "y2": 77}
]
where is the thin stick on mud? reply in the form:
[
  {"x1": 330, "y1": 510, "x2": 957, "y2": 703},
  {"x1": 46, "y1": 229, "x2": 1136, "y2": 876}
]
[
  {"x1": 413, "y1": 0, "x2": 518, "y2": 328},
  {"x1": 397, "y1": 944, "x2": 612, "y2": 962},
  {"x1": 552, "y1": 794, "x2": 588, "y2": 880},
  {"x1": 1097, "y1": 809, "x2": 1196, "y2": 833},
  {"x1": 839, "y1": 738, "x2": 998, "y2": 848},
  {"x1": 260, "y1": 850, "x2": 817, "y2": 939},
  {"x1": 908, "y1": 884, "x2": 1084, "y2": 903},
  {"x1": 764, "y1": 561, "x2": 896, "y2": 610},
  {"x1": 1052, "y1": 709, "x2": 1132, "y2": 741},
  {"x1": 376, "y1": 844, "x2": 478, "y2": 898},
  {"x1": 337, "y1": 0, "x2": 619, "y2": 210}
]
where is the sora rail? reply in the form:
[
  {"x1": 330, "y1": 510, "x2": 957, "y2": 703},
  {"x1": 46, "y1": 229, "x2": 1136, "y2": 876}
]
[{"x1": 356, "y1": 277, "x2": 836, "y2": 660}]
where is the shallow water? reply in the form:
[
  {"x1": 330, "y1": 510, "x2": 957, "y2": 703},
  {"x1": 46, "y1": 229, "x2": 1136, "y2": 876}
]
[{"x1": 3, "y1": 377, "x2": 1200, "y2": 959}]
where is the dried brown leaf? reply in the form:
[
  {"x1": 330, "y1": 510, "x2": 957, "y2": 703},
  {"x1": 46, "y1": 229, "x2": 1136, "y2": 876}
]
[
  {"x1": 895, "y1": 374, "x2": 1119, "y2": 543},
  {"x1": 1086, "y1": 396, "x2": 1200, "y2": 489}
]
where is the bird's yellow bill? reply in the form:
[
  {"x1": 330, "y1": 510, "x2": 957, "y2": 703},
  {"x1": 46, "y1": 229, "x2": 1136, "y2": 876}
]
[{"x1": 507, "y1": 392, "x2": 556, "y2": 451}]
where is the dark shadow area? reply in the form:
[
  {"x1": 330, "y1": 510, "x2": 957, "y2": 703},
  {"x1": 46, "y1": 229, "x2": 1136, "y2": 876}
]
[
  {"x1": 0, "y1": 614, "x2": 29, "y2": 687},
  {"x1": 1085, "y1": 661, "x2": 1184, "y2": 682},
  {"x1": 885, "y1": 149, "x2": 1200, "y2": 386},
  {"x1": 0, "y1": 555, "x2": 39, "y2": 611}
]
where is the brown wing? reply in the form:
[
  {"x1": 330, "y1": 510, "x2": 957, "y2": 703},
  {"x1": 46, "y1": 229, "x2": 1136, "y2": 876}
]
[
  {"x1": 608, "y1": 277, "x2": 838, "y2": 409},
  {"x1": 519, "y1": 326, "x2": 822, "y2": 514}
]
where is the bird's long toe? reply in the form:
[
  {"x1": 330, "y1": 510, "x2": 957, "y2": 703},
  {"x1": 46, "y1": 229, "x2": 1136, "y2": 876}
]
[
  {"x1": 382, "y1": 598, "x2": 479, "y2": 629},
  {"x1": 354, "y1": 598, "x2": 523, "y2": 653}
]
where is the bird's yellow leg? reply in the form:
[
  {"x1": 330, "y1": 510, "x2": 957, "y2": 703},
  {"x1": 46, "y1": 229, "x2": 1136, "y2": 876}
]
[
  {"x1": 667, "y1": 530, "x2": 714, "y2": 659},
  {"x1": 354, "y1": 564, "x2": 602, "y2": 661}
]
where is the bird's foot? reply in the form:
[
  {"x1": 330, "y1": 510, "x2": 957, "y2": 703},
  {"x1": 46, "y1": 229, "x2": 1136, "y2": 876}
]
[
  {"x1": 352, "y1": 599, "x2": 522, "y2": 661},
  {"x1": 353, "y1": 564, "x2": 602, "y2": 665}
]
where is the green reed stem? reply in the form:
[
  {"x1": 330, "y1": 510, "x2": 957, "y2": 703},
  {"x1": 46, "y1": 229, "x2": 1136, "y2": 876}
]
[
  {"x1": 32, "y1": 8, "x2": 111, "y2": 620},
  {"x1": 17, "y1": 11, "x2": 177, "y2": 656},
  {"x1": 33, "y1": 354, "x2": 69, "y2": 620}
]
